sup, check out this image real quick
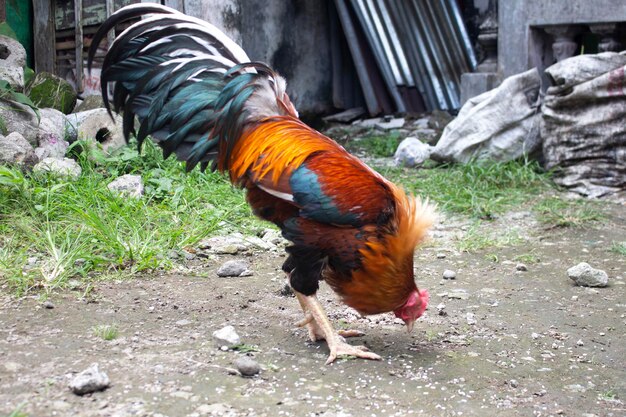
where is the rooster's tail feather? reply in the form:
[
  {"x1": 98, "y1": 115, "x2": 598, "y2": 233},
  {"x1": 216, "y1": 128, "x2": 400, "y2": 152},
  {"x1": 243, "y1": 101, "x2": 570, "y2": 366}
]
[{"x1": 89, "y1": 4, "x2": 296, "y2": 172}]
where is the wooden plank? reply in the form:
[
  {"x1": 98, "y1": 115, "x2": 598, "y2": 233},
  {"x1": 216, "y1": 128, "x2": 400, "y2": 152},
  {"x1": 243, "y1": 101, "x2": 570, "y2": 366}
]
[
  {"x1": 55, "y1": 0, "x2": 134, "y2": 30},
  {"x1": 55, "y1": 37, "x2": 98, "y2": 51},
  {"x1": 106, "y1": 0, "x2": 115, "y2": 50},
  {"x1": 75, "y1": 0, "x2": 83, "y2": 92},
  {"x1": 34, "y1": 0, "x2": 56, "y2": 73},
  {"x1": 0, "y1": 0, "x2": 6, "y2": 22}
]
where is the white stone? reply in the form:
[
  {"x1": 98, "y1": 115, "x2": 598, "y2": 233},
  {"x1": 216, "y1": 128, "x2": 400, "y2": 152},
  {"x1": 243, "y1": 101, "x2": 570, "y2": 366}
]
[
  {"x1": 0, "y1": 35, "x2": 26, "y2": 90},
  {"x1": 212, "y1": 325, "x2": 240, "y2": 346},
  {"x1": 375, "y1": 117, "x2": 405, "y2": 131},
  {"x1": 394, "y1": 137, "x2": 433, "y2": 167},
  {"x1": 0, "y1": 132, "x2": 37, "y2": 164},
  {"x1": 567, "y1": 262, "x2": 609, "y2": 287},
  {"x1": 107, "y1": 174, "x2": 144, "y2": 198},
  {"x1": 217, "y1": 260, "x2": 250, "y2": 277},
  {"x1": 34, "y1": 157, "x2": 81, "y2": 179},
  {"x1": 66, "y1": 109, "x2": 126, "y2": 154},
  {"x1": 68, "y1": 363, "x2": 110, "y2": 395}
]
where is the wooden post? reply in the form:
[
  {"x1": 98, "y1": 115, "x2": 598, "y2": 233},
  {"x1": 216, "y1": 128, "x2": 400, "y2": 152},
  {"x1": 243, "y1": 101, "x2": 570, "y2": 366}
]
[
  {"x1": 0, "y1": 0, "x2": 6, "y2": 23},
  {"x1": 33, "y1": 0, "x2": 56, "y2": 73},
  {"x1": 75, "y1": 0, "x2": 83, "y2": 92},
  {"x1": 106, "y1": 0, "x2": 115, "y2": 49}
]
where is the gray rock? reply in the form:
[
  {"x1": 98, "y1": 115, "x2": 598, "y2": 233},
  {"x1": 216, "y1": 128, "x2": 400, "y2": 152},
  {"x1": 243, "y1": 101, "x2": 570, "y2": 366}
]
[
  {"x1": 567, "y1": 262, "x2": 609, "y2": 287},
  {"x1": 394, "y1": 137, "x2": 433, "y2": 167},
  {"x1": 217, "y1": 260, "x2": 249, "y2": 277},
  {"x1": 436, "y1": 252, "x2": 447, "y2": 259},
  {"x1": 68, "y1": 363, "x2": 110, "y2": 395},
  {"x1": 212, "y1": 325, "x2": 240, "y2": 346},
  {"x1": 322, "y1": 107, "x2": 366, "y2": 123},
  {"x1": 35, "y1": 132, "x2": 69, "y2": 160},
  {"x1": 107, "y1": 174, "x2": 144, "y2": 198},
  {"x1": 412, "y1": 117, "x2": 430, "y2": 129},
  {"x1": 428, "y1": 110, "x2": 454, "y2": 131},
  {"x1": 66, "y1": 109, "x2": 125, "y2": 154},
  {"x1": 466, "y1": 312, "x2": 477, "y2": 325},
  {"x1": 34, "y1": 157, "x2": 81, "y2": 179},
  {"x1": 0, "y1": 35, "x2": 26, "y2": 90},
  {"x1": 234, "y1": 356, "x2": 261, "y2": 377},
  {"x1": 74, "y1": 95, "x2": 105, "y2": 112},
  {"x1": 43, "y1": 301, "x2": 55, "y2": 309},
  {"x1": 197, "y1": 235, "x2": 248, "y2": 254},
  {"x1": 37, "y1": 108, "x2": 69, "y2": 145},
  {"x1": 176, "y1": 319, "x2": 192, "y2": 327},
  {"x1": 443, "y1": 269, "x2": 457, "y2": 280},
  {"x1": 0, "y1": 102, "x2": 40, "y2": 145},
  {"x1": 352, "y1": 117, "x2": 382, "y2": 128},
  {"x1": 261, "y1": 229, "x2": 286, "y2": 246},
  {"x1": 375, "y1": 117, "x2": 405, "y2": 131},
  {"x1": 516, "y1": 263, "x2": 528, "y2": 272},
  {"x1": 0, "y1": 132, "x2": 37, "y2": 165}
]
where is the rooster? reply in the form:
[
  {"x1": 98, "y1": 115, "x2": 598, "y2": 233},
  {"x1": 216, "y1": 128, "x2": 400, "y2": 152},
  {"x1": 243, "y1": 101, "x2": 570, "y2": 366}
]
[{"x1": 89, "y1": 4, "x2": 435, "y2": 364}]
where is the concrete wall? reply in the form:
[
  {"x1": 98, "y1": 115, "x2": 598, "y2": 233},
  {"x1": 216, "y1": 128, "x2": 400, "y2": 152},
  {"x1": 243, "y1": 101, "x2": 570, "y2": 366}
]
[
  {"x1": 184, "y1": 0, "x2": 333, "y2": 116},
  {"x1": 499, "y1": 0, "x2": 626, "y2": 78}
]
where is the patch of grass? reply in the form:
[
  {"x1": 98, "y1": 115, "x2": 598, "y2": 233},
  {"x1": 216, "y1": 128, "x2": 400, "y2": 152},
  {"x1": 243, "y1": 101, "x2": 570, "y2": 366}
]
[
  {"x1": 231, "y1": 343, "x2": 260, "y2": 353},
  {"x1": 377, "y1": 160, "x2": 552, "y2": 219},
  {"x1": 0, "y1": 139, "x2": 262, "y2": 296},
  {"x1": 6, "y1": 403, "x2": 28, "y2": 417},
  {"x1": 534, "y1": 196, "x2": 604, "y2": 228},
  {"x1": 610, "y1": 241, "x2": 626, "y2": 256},
  {"x1": 512, "y1": 252, "x2": 541, "y2": 264},
  {"x1": 92, "y1": 324, "x2": 119, "y2": 341},
  {"x1": 599, "y1": 389, "x2": 618, "y2": 401},
  {"x1": 457, "y1": 222, "x2": 525, "y2": 252},
  {"x1": 344, "y1": 131, "x2": 402, "y2": 157}
]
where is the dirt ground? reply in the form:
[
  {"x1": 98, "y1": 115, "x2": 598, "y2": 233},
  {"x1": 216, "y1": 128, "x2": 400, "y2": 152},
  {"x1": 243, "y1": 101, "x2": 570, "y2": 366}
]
[{"x1": 1, "y1": 204, "x2": 625, "y2": 417}]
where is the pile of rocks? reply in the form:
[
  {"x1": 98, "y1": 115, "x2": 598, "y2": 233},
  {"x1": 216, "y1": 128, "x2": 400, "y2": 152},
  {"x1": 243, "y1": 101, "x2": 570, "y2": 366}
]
[{"x1": 0, "y1": 35, "x2": 124, "y2": 178}]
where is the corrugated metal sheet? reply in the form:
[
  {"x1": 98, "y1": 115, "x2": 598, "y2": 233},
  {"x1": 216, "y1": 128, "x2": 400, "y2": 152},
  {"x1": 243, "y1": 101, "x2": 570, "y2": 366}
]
[{"x1": 334, "y1": 0, "x2": 476, "y2": 114}]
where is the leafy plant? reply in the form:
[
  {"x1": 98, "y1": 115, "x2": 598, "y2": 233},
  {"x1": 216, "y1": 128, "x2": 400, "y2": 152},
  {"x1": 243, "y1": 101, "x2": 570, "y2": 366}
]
[
  {"x1": 231, "y1": 343, "x2": 260, "y2": 353},
  {"x1": 0, "y1": 79, "x2": 40, "y2": 121},
  {"x1": 610, "y1": 241, "x2": 626, "y2": 257},
  {"x1": 93, "y1": 324, "x2": 119, "y2": 341}
]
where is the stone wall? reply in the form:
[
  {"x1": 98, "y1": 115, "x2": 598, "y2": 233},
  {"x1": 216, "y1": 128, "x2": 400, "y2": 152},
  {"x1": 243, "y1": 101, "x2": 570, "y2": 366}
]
[
  {"x1": 499, "y1": 0, "x2": 626, "y2": 78},
  {"x1": 184, "y1": 0, "x2": 333, "y2": 116}
]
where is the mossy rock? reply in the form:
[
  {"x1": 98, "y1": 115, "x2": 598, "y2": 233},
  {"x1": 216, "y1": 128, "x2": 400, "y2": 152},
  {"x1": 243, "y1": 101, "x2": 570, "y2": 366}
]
[{"x1": 28, "y1": 72, "x2": 77, "y2": 115}]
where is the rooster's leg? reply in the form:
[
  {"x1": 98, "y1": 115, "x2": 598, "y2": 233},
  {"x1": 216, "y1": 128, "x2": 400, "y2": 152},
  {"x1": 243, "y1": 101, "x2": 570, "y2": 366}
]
[{"x1": 293, "y1": 291, "x2": 381, "y2": 365}]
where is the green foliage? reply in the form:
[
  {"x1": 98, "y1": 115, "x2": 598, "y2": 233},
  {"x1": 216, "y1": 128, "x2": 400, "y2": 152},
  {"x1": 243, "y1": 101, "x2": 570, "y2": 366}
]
[
  {"x1": 231, "y1": 344, "x2": 260, "y2": 353},
  {"x1": 28, "y1": 73, "x2": 76, "y2": 115},
  {"x1": 610, "y1": 241, "x2": 626, "y2": 257},
  {"x1": 93, "y1": 324, "x2": 119, "y2": 341},
  {"x1": 0, "y1": 114, "x2": 7, "y2": 135},
  {"x1": 345, "y1": 131, "x2": 402, "y2": 157},
  {"x1": 378, "y1": 160, "x2": 551, "y2": 219},
  {"x1": 0, "y1": 79, "x2": 40, "y2": 121},
  {"x1": 512, "y1": 252, "x2": 541, "y2": 264},
  {"x1": 534, "y1": 196, "x2": 604, "y2": 228},
  {"x1": 0, "y1": 139, "x2": 262, "y2": 295}
]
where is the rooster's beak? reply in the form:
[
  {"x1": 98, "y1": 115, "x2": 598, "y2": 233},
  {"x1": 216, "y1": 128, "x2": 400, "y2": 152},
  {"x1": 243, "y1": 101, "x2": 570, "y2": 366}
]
[{"x1": 405, "y1": 319, "x2": 415, "y2": 333}]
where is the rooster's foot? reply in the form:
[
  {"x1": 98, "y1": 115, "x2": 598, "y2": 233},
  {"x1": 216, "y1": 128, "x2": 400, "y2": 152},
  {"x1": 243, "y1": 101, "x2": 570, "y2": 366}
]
[
  {"x1": 325, "y1": 340, "x2": 381, "y2": 365},
  {"x1": 297, "y1": 314, "x2": 365, "y2": 342}
]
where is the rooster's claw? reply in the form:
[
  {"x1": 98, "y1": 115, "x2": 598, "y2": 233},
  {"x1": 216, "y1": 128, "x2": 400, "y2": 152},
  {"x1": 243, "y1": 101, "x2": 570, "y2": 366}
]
[{"x1": 326, "y1": 341, "x2": 382, "y2": 365}]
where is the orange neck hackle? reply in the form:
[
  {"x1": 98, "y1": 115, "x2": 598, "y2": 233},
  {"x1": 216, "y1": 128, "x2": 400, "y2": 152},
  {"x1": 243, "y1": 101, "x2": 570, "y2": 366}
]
[{"x1": 327, "y1": 185, "x2": 436, "y2": 315}]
